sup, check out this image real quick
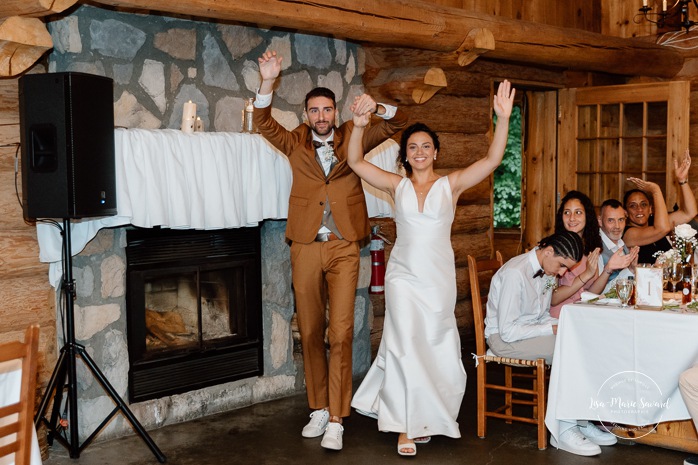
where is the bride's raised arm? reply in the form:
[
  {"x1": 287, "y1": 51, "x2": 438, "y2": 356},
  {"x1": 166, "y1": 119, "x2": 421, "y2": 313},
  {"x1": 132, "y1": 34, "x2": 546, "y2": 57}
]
[
  {"x1": 347, "y1": 100, "x2": 402, "y2": 196},
  {"x1": 448, "y1": 79, "x2": 515, "y2": 200}
]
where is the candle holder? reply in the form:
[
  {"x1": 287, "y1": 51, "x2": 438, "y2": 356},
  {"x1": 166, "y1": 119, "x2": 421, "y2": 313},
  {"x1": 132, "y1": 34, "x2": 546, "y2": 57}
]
[{"x1": 637, "y1": 0, "x2": 698, "y2": 32}]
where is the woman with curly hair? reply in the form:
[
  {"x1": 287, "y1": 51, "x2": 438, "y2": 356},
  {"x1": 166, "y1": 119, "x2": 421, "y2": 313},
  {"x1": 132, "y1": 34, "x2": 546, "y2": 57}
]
[{"x1": 549, "y1": 191, "x2": 634, "y2": 317}]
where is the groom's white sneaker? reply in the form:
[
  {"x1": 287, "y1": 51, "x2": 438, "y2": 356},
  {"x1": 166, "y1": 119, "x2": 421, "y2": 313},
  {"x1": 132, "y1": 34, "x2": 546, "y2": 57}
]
[{"x1": 551, "y1": 426, "x2": 602, "y2": 456}]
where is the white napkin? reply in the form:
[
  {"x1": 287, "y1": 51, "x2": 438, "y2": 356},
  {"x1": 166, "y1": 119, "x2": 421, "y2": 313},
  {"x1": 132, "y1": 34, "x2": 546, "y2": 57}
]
[{"x1": 580, "y1": 291, "x2": 601, "y2": 302}]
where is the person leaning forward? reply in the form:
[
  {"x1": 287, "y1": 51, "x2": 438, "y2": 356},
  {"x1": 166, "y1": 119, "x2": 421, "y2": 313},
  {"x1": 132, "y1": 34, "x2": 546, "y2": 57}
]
[{"x1": 253, "y1": 50, "x2": 408, "y2": 451}]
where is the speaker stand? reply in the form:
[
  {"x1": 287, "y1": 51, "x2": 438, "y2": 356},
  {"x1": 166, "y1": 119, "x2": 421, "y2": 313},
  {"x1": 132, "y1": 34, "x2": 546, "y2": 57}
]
[{"x1": 35, "y1": 218, "x2": 166, "y2": 462}]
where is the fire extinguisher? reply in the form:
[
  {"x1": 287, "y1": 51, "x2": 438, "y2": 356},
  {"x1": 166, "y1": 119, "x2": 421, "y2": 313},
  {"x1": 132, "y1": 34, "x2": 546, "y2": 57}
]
[{"x1": 370, "y1": 225, "x2": 391, "y2": 294}]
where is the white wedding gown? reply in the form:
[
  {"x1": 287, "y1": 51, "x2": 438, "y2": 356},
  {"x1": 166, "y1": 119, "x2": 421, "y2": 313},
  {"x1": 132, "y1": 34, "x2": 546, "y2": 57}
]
[{"x1": 352, "y1": 176, "x2": 467, "y2": 439}]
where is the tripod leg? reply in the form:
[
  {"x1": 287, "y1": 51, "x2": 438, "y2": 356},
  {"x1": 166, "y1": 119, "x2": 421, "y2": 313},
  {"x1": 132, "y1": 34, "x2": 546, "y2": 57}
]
[
  {"x1": 35, "y1": 346, "x2": 68, "y2": 425},
  {"x1": 77, "y1": 346, "x2": 167, "y2": 463}
]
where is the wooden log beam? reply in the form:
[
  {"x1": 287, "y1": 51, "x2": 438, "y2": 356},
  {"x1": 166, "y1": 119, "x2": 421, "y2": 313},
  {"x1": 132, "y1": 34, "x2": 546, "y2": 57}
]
[
  {"x1": 363, "y1": 66, "x2": 447, "y2": 105},
  {"x1": 0, "y1": 17, "x2": 53, "y2": 77},
  {"x1": 456, "y1": 28, "x2": 495, "y2": 67},
  {"x1": 0, "y1": 0, "x2": 77, "y2": 18},
  {"x1": 88, "y1": 0, "x2": 683, "y2": 77}
]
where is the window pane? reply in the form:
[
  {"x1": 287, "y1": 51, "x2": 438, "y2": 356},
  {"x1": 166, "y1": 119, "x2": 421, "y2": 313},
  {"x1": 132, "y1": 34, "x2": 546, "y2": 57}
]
[
  {"x1": 623, "y1": 103, "x2": 644, "y2": 137},
  {"x1": 578, "y1": 105, "x2": 597, "y2": 138},
  {"x1": 646, "y1": 172, "x2": 665, "y2": 189},
  {"x1": 600, "y1": 139, "x2": 619, "y2": 172},
  {"x1": 623, "y1": 137, "x2": 643, "y2": 172},
  {"x1": 600, "y1": 174, "x2": 621, "y2": 204},
  {"x1": 647, "y1": 102, "x2": 667, "y2": 136},
  {"x1": 600, "y1": 104, "x2": 620, "y2": 138},
  {"x1": 646, "y1": 138, "x2": 667, "y2": 172},
  {"x1": 577, "y1": 140, "x2": 596, "y2": 172},
  {"x1": 577, "y1": 174, "x2": 593, "y2": 198}
]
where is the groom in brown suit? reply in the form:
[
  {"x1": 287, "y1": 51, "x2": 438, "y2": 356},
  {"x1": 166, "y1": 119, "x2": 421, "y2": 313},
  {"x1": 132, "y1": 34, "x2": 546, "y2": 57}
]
[{"x1": 254, "y1": 50, "x2": 407, "y2": 451}]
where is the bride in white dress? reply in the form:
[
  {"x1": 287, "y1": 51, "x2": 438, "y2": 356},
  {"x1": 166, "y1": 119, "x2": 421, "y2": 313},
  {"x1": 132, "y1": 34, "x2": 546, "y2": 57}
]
[{"x1": 347, "y1": 80, "x2": 515, "y2": 456}]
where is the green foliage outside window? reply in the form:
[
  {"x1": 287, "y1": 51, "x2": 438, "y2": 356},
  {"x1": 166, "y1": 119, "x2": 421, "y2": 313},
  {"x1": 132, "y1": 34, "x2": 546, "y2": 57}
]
[{"x1": 493, "y1": 106, "x2": 522, "y2": 228}]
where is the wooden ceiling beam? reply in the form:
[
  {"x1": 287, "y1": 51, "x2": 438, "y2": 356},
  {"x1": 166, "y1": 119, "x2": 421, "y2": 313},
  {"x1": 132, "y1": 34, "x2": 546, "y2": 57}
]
[
  {"x1": 87, "y1": 0, "x2": 683, "y2": 77},
  {"x1": 0, "y1": 16, "x2": 52, "y2": 77},
  {"x1": 1, "y1": 0, "x2": 77, "y2": 18}
]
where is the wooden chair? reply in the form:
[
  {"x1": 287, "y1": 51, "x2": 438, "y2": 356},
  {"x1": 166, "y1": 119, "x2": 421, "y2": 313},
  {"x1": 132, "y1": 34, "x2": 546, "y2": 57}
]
[
  {"x1": 467, "y1": 253, "x2": 548, "y2": 450},
  {"x1": 0, "y1": 325, "x2": 40, "y2": 465}
]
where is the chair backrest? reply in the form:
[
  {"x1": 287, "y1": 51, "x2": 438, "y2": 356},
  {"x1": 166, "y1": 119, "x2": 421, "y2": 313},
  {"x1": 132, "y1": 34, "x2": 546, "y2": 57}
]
[
  {"x1": 467, "y1": 252, "x2": 503, "y2": 357},
  {"x1": 0, "y1": 325, "x2": 40, "y2": 465}
]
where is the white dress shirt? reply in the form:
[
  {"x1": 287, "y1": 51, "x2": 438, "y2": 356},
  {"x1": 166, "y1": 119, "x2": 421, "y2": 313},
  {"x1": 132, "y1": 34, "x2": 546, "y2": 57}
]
[{"x1": 484, "y1": 249, "x2": 557, "y2": 342}]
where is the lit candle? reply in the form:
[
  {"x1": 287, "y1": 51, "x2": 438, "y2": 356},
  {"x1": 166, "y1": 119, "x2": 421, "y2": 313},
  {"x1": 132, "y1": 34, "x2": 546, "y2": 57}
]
[
  {"x1": 643, "y1": 0, "x2": 648, "y2": 6},
  {"x1": 663, "y1": 0, "x2": 667, "y2": 11},
  {"x1": 181, "y1": 101, "x2": 196, "y2": 133}
]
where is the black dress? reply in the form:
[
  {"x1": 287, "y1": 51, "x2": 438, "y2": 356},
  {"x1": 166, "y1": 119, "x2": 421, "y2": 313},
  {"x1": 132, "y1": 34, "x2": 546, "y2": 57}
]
[{"x1": 624, "y1": 220, "x2": 672, "y2": 265}]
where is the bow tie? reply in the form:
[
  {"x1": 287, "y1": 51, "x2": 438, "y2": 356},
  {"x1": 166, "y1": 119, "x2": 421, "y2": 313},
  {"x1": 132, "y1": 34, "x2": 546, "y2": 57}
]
[
  {"x1": 533, "y1": 269, "x2": 545, "y2": 279},
  {"x1": 312, "y1": 140, "x2": 334, "y2": 149}
]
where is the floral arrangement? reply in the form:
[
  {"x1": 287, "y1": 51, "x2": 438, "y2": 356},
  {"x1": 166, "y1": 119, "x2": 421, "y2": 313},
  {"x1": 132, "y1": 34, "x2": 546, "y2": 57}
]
[{"x1": 654, "y1": 224, "x2": 698, "y2": 265}]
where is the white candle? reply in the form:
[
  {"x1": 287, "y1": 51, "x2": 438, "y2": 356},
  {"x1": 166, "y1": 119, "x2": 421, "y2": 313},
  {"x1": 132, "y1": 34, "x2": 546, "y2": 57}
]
[
  {"x1": 194, "y1": 117, "x2": 204, "y2": 132},
  {"x1": 663, "y1": 0, "x2": 667, "y2": 11},
  {"x1": 181, "y1": 101, "x2": 197, "y2": 133},
  {"x1": 643, "y1": 0, "x2": 648, "y2": 6}
]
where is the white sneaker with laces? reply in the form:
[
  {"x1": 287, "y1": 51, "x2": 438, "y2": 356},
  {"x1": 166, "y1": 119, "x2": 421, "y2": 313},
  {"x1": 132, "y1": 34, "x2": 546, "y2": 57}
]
[
  {"x1": 579, "y1": 422, "x2": 617, "y2": 446},
  {"x1": 320, "y1": 422, "x2": 344, "y2": 450},
  {"x1": 301, "y1": 409, "x2": 329, "y2": 438},
  {"x1": 551, "y1": 426, "x2": 602, "y2": 456}
]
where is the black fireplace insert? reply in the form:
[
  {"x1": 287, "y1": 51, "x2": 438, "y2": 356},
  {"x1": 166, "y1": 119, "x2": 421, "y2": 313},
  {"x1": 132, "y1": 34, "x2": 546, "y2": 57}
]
[{"x1": 125, "y1": 226, "x2": 263, "y2": 402}]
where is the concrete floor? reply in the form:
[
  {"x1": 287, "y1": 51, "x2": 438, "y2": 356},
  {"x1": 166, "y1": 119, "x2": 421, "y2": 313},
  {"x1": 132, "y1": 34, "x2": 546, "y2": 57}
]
[{"x1": 44, "y1": 354, "x2": 693, "y2": 465}]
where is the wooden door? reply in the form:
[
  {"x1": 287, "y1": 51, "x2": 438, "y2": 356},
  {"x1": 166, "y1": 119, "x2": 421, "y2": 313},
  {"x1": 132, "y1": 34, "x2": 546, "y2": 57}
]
[
  {"x1": 522, "y1": 90, "x2": 558, "y2": 250},
  {"x1": 558, "y1": 81, "x2": 690, "y2": 211}
]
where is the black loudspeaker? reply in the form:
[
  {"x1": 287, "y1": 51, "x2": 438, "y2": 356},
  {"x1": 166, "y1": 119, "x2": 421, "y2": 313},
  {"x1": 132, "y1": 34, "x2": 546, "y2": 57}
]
[{"x1": 19, "y1": 72, "x2": 117, "y2": 220}]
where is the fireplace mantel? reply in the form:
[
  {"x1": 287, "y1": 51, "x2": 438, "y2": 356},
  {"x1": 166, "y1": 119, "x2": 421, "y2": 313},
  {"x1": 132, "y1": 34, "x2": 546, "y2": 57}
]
[{"x1": 36, "y1": 129, "x2": 398, "y2": 285}]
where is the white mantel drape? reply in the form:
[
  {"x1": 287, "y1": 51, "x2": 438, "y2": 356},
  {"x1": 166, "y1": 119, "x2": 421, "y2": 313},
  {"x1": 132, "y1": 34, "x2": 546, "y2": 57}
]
[{"x1": 37, "y1": 129, "x2": 399, "y2": 285}]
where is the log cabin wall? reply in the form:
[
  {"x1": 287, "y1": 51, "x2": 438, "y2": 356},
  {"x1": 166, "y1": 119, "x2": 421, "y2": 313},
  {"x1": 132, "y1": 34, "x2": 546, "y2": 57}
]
[{"x1": 429, "y1": 0, "x2": 601, "y2": 32}]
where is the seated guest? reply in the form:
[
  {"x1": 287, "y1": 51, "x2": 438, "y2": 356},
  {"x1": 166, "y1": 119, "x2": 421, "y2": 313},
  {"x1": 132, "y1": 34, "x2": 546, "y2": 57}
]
[
  {"x1": 484, "y1": 230, "x2": 616, "y2": 456},
  {"x1": 623, "y1": 149, "x2": 697, "y2": 264},
  {"x1": 549, "y1": 192, "x2": 633, "y2": 318},
  {"x1": 679, "y1": 365, "x2": 698, "y2": 465},
  {"x1": 597, "y1": 199, "x2": 639, "y2": 294}
]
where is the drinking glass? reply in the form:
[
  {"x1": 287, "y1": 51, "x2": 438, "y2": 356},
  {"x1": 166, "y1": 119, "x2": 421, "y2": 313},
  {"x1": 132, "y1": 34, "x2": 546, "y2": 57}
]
[
  {"x1": 663, "y1": 265, "x2": 672, "y2": 293},
  {"x1": 669, "y1": 262, "x2": 684, "y2": 301},
  {"x1": 615, "y1": 278, "x2": 634, "y2": 308}
]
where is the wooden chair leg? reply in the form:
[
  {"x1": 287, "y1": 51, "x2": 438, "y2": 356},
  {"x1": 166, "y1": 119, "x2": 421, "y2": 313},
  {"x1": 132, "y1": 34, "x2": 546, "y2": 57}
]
[
  {"x1": 477, "y1": 361, "x2": 487, "y2": 438},
  {"x1": 536, "y1": 359, "x2": 547, "y2": 450},
  {"x1": 505, "y1": 365, "x2": 513, "y2": 423}
]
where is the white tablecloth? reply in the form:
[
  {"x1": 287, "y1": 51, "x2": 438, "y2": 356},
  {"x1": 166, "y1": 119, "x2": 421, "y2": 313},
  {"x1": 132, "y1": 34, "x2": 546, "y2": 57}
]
[
  {"x1": 36, "y1": 129, "x2": 400, "y2": 286},
  {"x1": 545, "y1": 303, "x2": 698, "y2": 441},
  {"x1": 0, "y1": 360, "x2": 42, "y2": 465}
]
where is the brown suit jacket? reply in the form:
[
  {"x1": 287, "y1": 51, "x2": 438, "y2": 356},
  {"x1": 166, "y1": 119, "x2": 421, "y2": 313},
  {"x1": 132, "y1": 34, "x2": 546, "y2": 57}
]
[{"x1": 254, "y1": 104, "x2": 408, "y2": 244}]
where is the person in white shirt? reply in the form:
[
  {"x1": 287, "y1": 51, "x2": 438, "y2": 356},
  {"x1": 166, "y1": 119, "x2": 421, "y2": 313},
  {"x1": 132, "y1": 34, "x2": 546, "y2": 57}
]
[
  {"x1": 484, "y1": 230, "x2": 617, "y2": 456},
  {"x1": 597, "y1": 199, "x2": 639, "y2": 294}
]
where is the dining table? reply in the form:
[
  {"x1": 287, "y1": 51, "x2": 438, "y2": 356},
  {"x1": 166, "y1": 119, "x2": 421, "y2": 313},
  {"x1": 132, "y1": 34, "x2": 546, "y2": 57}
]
[
  {"x1": 544, "y1": 301, "x2": 698, "y2": 452},
  {"x1": 0, "y1": 359, "x2": 43, "y2": 465}
]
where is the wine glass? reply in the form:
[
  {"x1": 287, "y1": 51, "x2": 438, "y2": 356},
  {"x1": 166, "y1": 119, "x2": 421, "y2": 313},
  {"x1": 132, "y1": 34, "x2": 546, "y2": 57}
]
[
  {"x1": 663, "y1": 265, "x2": 672, "y2": 293},
  {"x1": 669, "y1": 262, "x2": 684, "y2": 301},
  {"x1": 615, "y1": 278, "x2": 633, "y2": 308}
]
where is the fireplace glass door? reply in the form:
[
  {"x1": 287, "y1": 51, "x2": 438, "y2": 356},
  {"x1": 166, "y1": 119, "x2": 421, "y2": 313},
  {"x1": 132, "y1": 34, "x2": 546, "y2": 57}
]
[{"x1": 126, "y1": 227, "x2": 262, "y2": 402}]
